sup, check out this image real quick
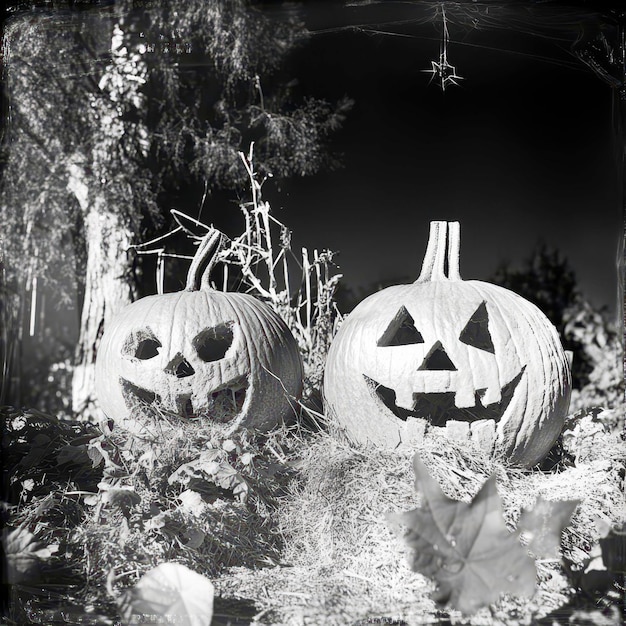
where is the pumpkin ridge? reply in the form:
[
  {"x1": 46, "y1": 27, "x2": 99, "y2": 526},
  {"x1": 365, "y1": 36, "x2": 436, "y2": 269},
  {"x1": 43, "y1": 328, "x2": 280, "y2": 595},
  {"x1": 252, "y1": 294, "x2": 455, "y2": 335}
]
[
  {"x1": 247, "y1": 294, "x2": 299, "y2": 362},
  {"x1": 195, "y1": 291, "x2": 244, "y2": 378},
  {"x1": 216, "y1": 292, "x2": 253, "y2": 371},
  {"x1": 483, "y1": 284, "x2": 567, "y2": 462},
  {"x1": 509, "y1": 291, "x2": 565, "y2": 395},
  {"x1": 244, "y1": 295, "x2": 285, "y2": 346},
  {"x1": 467, "y1": 281, "x2": 534, "y2": 452},
  {"x1": 466, "y1": 282, "x2": 506, "y2": 419},
  {"x1": 218, "y1": 293, "x2": 287, "y2": 422},
  {"x1": 511, "y1": 292, "x2": 570, "y2": 457},
  {"x1": 169, "y1": 291, "x2": 186, "y2": 364}
]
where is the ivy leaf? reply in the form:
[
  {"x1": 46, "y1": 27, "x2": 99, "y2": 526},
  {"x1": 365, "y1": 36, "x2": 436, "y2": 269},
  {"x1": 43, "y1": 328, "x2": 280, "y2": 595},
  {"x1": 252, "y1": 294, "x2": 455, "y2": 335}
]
[
  {"x1": 387, "y1": 455, "x2": 536, "y2": 615},
  {"x1": 98, "y1": 482, "x2": 141, "y2": 516},
  {"x1": 518, "y1": 497, "x2": 580, "y2": 559},
  {"x1": 18, "y1": 433, "x2": 52, "y2": 470},
  {"x1": 86, "y1": 444, "x2": 105, "y2": 468},
  {"x1": 56, "y1": 444, "x2": 91, "y2": 467},
  {"x1": 168, "y1": 449, "x2": 249, "y2": 502},
  {"x1": 118, "y1": 562, "x2": 214, "y2": 626},
  {"x1": 182, "y1": 527, "x2": 206, "y2": 549}
]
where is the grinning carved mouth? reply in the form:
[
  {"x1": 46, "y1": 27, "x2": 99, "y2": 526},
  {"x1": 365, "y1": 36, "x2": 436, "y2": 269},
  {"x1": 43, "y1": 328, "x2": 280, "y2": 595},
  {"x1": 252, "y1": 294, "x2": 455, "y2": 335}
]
[
  {"x1": 364, "y1": 367, "x2": 525, "y2": 427},
  {"x1": 120, "y1": 376, "x2": 248, "y2": 422}
]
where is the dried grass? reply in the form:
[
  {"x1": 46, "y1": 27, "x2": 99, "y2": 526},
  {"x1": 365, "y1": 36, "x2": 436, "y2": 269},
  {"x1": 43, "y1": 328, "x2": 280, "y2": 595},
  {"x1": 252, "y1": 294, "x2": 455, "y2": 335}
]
[
  {"x1": 213, "y1": 420, "x2": 624, "y2": 626},
  {"x1": 4, "y1": 404, "x2": 624, "y2": 626}
]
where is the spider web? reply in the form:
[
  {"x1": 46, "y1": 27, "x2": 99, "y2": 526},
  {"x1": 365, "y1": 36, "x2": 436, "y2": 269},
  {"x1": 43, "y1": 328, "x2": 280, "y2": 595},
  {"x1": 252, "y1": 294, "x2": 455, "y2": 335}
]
[
  {"x1": 422, "y1": 5, "x2": 463, "y2": 91},
  {"x1": 308, "y1": 1, "x2": 619, "y2": 80}
]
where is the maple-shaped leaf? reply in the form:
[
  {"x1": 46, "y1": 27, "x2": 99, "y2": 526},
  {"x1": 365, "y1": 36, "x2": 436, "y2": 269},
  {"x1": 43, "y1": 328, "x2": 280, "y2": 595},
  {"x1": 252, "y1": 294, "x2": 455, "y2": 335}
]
[
  {"x1": 387, "y1": 455, "x2": 537, "y2": 615},
  {"x1": 518, "y1": 497, "x2": 580, "y2": 559}
]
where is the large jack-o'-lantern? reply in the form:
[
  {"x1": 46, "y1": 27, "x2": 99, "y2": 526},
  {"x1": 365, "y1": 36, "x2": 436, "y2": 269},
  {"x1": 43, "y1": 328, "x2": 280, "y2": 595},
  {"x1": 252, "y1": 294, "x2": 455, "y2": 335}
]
[
  {"x1": 323, "y1": 221, "x2": 571, "y2": 467},
  {"x1": 95, "y1": 229, "x2": 303, "y2": 436}
]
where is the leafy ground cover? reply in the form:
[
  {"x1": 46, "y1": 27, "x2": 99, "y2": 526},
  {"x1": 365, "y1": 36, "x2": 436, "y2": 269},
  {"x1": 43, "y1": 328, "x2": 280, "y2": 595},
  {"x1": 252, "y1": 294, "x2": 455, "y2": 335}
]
[{"x1": 2, "y1": 403, "x2": 624, "y2": 625}]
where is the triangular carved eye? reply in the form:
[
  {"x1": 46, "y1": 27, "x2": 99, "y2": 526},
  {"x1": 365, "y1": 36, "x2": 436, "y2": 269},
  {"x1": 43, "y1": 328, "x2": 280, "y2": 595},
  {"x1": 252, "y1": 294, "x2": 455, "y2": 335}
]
[
  {"x1": 377, "y1": 306, "x2": 424, "y2": 347},
  {"x1": 459, "y1": 302, "x2": 495, "y2": 353}
]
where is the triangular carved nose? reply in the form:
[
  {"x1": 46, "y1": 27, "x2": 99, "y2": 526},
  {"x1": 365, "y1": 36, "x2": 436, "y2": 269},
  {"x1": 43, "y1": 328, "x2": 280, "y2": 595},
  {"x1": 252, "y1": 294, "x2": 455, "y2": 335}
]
[
  {"x1": 165, "y1": 353, "x2": 195, "y2": 378},
  {"x1": 419, "y1": 342, "x2": 457, "y2": 371}
]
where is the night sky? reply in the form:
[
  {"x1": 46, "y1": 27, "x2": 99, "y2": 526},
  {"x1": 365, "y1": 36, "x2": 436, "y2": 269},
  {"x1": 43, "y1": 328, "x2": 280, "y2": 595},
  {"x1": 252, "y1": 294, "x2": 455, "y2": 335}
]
[
  {"x1": 5, "y1": 0, "x2": 623, "y2": 348},
  {"x1": 258, "y1": 1, "x2": 623, "y2": 318}
]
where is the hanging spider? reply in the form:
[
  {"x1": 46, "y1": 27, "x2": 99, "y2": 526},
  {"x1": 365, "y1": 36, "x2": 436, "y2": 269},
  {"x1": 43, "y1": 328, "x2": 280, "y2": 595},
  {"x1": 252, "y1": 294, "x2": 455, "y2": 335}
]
[{"x1": 423, "y1": 6, "x2": 463, "y2": 91}]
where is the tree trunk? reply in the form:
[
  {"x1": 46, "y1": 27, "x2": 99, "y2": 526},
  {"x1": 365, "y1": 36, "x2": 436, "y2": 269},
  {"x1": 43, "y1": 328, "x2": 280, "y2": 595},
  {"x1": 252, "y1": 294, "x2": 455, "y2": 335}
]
[{"x1": 68, "y1": 164, "x2": 136, "y2": 420}]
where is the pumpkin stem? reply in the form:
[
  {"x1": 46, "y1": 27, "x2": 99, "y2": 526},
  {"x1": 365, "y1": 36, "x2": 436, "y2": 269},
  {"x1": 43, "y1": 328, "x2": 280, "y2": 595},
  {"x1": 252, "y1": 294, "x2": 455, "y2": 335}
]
[
  {"x1": 185, "y1": 228, "x2": 225, "y2": 292},
  {"x1": 417, "y1": 220, "x2": 461, "y2": 282},
  {"x1": 447, "y1": 221, "x2": 461, "y2": 280}
]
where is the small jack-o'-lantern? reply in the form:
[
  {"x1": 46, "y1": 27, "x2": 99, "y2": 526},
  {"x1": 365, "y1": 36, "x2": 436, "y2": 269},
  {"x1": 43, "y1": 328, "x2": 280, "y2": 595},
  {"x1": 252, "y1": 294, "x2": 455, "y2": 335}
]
[
  {"x1": 323, "y1": 221, "x2": 571, "y2": 467},
  {"x1": 95, "y1": 229, "x2": 303, "y2": 435}
]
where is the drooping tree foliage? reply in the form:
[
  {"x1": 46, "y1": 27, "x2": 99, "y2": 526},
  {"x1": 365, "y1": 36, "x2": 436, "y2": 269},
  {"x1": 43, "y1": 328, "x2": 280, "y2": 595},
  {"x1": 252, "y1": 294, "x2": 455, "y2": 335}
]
[{"x1": 0, "y1": 0, "x2": 351, "y2": 417}]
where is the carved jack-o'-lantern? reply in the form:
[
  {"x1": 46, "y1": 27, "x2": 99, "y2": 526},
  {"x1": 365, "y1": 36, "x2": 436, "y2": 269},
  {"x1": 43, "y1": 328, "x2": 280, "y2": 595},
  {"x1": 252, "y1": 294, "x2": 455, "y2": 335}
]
[
  {"x1": 323, "y1": 221, "x2": 571, "y2": 467},
  {"x1": 95, "y1": 230, "x2": 303, "y2": 435}
]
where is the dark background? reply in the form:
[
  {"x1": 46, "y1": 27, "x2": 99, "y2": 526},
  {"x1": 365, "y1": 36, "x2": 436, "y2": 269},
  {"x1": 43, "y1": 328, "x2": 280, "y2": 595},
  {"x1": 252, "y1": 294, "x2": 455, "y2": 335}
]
[
  {"x1": 249, "y1": 1, "x2": 623, "y2": 318},
  {"x1": 3, "y1": 0, "x2": 623, "y2": 331}
]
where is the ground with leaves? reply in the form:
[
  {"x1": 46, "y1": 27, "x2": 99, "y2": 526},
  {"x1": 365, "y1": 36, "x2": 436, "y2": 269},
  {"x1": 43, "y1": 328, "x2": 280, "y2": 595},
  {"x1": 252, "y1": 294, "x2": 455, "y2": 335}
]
[{"x1": 2, "y1": 403, "x2": 624, "y2": 626}]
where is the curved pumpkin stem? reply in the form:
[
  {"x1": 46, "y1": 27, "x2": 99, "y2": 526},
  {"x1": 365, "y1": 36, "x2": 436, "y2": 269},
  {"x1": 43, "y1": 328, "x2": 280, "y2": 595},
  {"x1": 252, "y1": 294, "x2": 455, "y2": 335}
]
[
  {"x1": 185, "y1": 228, "x2": 225, "y2": 292},
  {"x1": 417, "y1": 220, "x2": 461, "y2": 282}
]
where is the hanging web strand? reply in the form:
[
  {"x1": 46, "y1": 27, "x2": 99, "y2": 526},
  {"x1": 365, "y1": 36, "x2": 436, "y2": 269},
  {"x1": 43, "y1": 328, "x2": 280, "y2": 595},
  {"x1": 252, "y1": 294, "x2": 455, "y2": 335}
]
[
  {"x1": 417, "y1": 220, "x2": 462, "y2": 282},
  {"x1": 423, "y1": 5, "x2": 463, "y2": 91},
  {"x1": 441, "y1": 5, "x2": 450, "y2": 67}
]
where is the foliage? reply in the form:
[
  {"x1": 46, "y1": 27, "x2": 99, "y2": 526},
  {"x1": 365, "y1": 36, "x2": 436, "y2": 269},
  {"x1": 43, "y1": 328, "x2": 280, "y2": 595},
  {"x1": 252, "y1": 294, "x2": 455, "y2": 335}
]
[
  {"x1": 1, "y1": 7, "x2": 155, "y2": 415},
  {"x1": 1, "y1": 9, "x2": 152, "y2": 286},
  {"x1": 1, "y1": 0, "x2": 351, "y2": 415},
  {"x1": 1, "y1": 406, "x2": 102, "y2": 506},
  {"x1": 1, "y1": 406, "x2": 105, "y2": 623},
  {"x1": 0, "y1": 0, "x2": 350, "y2": 294},
  {"x1": 3, "y1": 525, "x2": 59, "y2": 585},
  {"x1": 2, "y1": 394, "x2": 625, "y2": 625},
  {"x1": 140, "y1": 0, "x2": 353, "y2": 189},
  {"x1": 491, "y1": 244, "x2": 623, "y2": 406},
  {"x1": 491, "y1": 244, "x2": 586, "y2": 383},
  {"x1": 563, "y1": 300, "x2": 624, "y2": 414},
  {"x1": 492, "y1": 244, "x2": 579, "y2": 334},
  {"x1": 1, "y1": 404, "x2": 300, "y2": 625},
  {"x1": 387, "y1": 454, "x2": 578, "y2": 615}
]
